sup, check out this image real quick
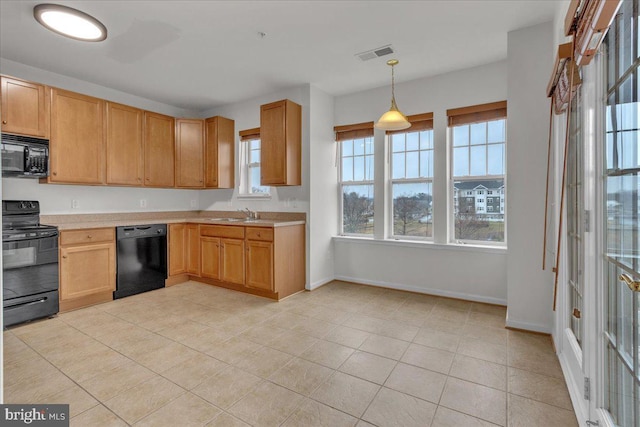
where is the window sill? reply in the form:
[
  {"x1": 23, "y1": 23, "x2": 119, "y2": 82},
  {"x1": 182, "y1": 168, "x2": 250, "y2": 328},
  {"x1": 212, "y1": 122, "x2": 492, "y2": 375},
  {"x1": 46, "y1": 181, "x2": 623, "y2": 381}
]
[
  {"x1": 237, "y1": 193, "x2": 272, "y2": 201},
  {"x1": 332, "y1": 235, "x2": 507, "y2": 254}
]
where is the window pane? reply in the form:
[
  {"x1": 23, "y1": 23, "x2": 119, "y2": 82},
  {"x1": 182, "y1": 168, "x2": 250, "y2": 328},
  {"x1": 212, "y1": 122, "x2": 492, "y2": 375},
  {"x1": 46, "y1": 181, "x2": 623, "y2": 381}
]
[
  {"x1": 470, "y1": 145, "x2": 487, "y2": 176},
  {"x1": 364, "y1": 154, "x2": 374, "y2": 181},
  {"x1": 470, "y1": 123, "x2": 487, "y2": 145},
  {"x1": 420, "y1": 131, "x2": 433, "y2": 149},
  {"x1": 250, "y1": 167, "x2": 268, "y2": 193},
  {"x1": 250, "y1": 149, "x2": 260, "y2": 164},
  {"x1": 488, "y1": 119, "x2": 505, "y2": 143},
  {"x1": 342, "y1": 184, "x2": 374, "y2": 235},
  {"x1": 488, "y1": 144, "x2": 505, "y2": 175},
  {"x1": 406, "y1": 132, "x2": 419, "y2": 151},
  {"x1": 392, "y1": 134, "x2": 405, "y2": 152},
  {"x1": 354, "y1": 138, "x2": 365, "y2": 156},
  {"x1": 342, "y1": 139, "x2": 353, "y2": 157},
  {"x1": 406, "y1": 151, "x2": 419, "y2": 178},
  {"x1": 342, "y1": 157, "x2": 353, "y2": 181},
  {"x1": 364, "y1": 137, "x2": 375, "y2": 155},
  {"x1": 420, "y1": 150, "x2": 433, "y2": 178},
  {"x1": 453, "y1": 126, "x2": 469, "y2": 146},
  {"x1": 353, "y1": 156, "x2": 365, "y2": 181},
  {"x1": 392, "y1": 153, "x2": 405, "y2": 179},
  {"x1": 454, "y1": 178, "x2": 505, "y2": 242},
  {"x1": 392, "y1": 182, "x2": 433, "y2": 238},
  {"x1": 454, "y1": 147, "x2": 469, "y2": 176},
  {"x1": 250, "y1": 139, "x2": 260, "y2": 151}
]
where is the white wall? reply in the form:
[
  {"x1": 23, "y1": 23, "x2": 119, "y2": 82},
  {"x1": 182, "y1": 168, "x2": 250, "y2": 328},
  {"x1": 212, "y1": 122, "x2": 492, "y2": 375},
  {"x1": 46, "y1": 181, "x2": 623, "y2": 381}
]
[
  {"x1": 0, "y1": 58, "x2": 202, "y2": 214},
  {"x1": 506, "y1": 22, "x2": 555, "y2": 332},
  {"x1": 333, "y1": 60, "x2": 510, "y2": 304},
  {"x1": 309, "y1": 86, "x2": 337, "y2": 289}
]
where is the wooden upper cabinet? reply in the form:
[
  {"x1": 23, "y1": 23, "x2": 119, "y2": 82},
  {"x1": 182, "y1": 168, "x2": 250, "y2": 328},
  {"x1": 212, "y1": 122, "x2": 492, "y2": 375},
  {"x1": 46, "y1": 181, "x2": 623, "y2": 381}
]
[
  {"x1": 204, "y1": 116, "x2": 235, "y2": 189},
  {"x1": 144, "y1": 111, "x2": 175, "y2": 187},
  {"x1": 175, "y1": 119, "x2": 204, "y2": 188},
  {"x1": 106, "y1": 102, "x2": 143, "y2": 186},
  {"x1": 260, "y1": 99, "x2": 301, "y2": 186},
  {"x1": 0, "y1": 76, "x2": 50, "y2": 138},
  {"x1": 50, "y1": 88, "x2": 105, "y2": 184}
]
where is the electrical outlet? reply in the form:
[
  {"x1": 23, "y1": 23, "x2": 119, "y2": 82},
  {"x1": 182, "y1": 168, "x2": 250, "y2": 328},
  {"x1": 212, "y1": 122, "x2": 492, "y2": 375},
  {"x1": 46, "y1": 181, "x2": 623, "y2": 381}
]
[
  {"x1": 190, "y1": 199, "x2": 198, "y2": 208},
  {"x1": 140, "y1": 199, "x2": 147, "y2": 208},
  {"x1": 71, "y1": 200, "x2": 79, "y2": 209}
]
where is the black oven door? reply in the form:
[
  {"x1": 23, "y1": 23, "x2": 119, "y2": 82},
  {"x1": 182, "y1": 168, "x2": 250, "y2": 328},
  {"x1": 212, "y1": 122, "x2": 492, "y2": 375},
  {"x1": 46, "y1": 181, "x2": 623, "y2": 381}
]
[{"x1": 3, "y1": 234, "x2": 59, "y2": 297}]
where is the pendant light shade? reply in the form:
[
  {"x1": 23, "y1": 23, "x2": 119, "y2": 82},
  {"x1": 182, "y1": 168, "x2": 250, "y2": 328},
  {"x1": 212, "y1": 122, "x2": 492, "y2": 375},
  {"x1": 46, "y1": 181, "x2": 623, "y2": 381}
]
[{"x1": 375, "y1": 59, "x2": 411, "y2": 131}]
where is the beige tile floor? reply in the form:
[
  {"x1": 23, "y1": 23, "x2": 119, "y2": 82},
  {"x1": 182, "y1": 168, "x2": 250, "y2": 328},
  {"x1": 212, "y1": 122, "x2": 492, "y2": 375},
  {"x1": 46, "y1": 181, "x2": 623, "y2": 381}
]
[{"x1": 4, "y1": 281, "x2": 578, "y2": 427}]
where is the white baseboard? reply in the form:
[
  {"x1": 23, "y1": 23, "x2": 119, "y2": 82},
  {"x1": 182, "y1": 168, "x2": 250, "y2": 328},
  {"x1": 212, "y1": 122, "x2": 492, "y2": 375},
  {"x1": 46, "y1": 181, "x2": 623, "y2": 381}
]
[
  {"x1": 505, "y1": 316, "x2": 551, "y2": 334},
  {"x1": 308, "y1": 277, "x2": 334, "y2": 291},
  {"x1": 334, "y1": 275, "x2": 507, "y2": 306}
]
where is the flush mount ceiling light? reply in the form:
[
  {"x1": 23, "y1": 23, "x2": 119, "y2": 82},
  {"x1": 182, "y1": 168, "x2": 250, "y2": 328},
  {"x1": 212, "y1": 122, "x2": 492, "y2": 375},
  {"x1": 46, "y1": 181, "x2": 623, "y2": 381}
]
[
  {"x1": 375, "y1": 59, "x2": 411, "y2": 131},
  {"x1": 34, "y1": 4, "x2": 107, "y2": 42}
]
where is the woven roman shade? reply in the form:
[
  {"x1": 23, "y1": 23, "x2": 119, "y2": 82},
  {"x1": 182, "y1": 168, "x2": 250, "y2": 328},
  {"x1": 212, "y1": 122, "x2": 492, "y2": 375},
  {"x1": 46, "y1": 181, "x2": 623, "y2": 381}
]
[
  {"x1": 334, "y1": 121, "x2": 374, "y2": 141},
  {"x1": 385, "y1": 112, "x2": 433, "y2": 135},
  {"x1": 239, "y1": 127, "x2": 260, "y2": 141},
  {"x1": 447, "y1": 101, "x2": 507, "y2": 126}
]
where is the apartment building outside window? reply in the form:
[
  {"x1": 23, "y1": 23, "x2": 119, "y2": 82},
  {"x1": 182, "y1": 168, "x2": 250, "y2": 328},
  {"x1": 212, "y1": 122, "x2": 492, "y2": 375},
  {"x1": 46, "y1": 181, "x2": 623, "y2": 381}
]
[
  {"x1": 388, "y1": 113, "x2": 434, "y2": 239},
  {"x1": 448, "y1": 101, "x2": 507, "y2": 244},
  {"x1": 239, "y1": 128, "x2": 269, "y2": 195},
  {"x1": 335, "y1": 122, "x2": 375, "y2": 235}
]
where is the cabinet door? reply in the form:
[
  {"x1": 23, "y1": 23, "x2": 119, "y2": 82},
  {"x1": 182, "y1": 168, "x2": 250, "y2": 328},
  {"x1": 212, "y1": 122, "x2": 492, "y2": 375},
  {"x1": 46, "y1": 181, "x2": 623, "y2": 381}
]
[
  {"x1": 144, "y1": 112, "x2": 175, "y2": 187},
  {"x1": 50, "y1": 89, "x2": 105, "y2": 184},
  {"x1": 169, "y1": 224, "x2": 186, "y2": 276},
  {"x1": 106, "y1": 102, "x2": 143, "y2": 186},
  {"x1": 186, "y1": 224, "x2": 200, "y2": 276},
  {"x1": 1, "y1": 76, "x2": 49, "y2": 138},
  {"x1": 176, "y1": 119, "x2": 204, "y2": 188},
  {"x1": 60, "y1": 243, "x2": 115, "y2": 300},
  {"x1": 200, "y1": 236, "x2": 220, "y2": 280},
  {"x1": 205, "y1": 116, "x2": 235, "y2": 188},
  {"x1": 260, "y1": 99, "x2": 301, "y2": 186},
  {"x1": 246, "y1": 240, "x2": 274, "y2": 291},
  {"x1": 221, "y1": 238, "x2": 244, "y2": 285},
  {"x1": 260, "y1": 101, "x2": 287, "y2": 185}
]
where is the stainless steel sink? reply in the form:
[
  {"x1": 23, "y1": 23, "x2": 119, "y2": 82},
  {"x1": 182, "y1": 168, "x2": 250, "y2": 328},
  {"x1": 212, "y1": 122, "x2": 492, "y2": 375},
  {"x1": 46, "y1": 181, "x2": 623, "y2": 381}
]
[{"x1": 208, "y1": 218, "x2": 243, "y2": 222}]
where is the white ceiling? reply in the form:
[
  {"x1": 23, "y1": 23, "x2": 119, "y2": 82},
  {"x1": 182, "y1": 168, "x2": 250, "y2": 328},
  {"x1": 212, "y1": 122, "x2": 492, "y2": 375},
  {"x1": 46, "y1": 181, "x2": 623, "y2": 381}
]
[{"x1": 0, "y1": 1, "x2": 559, "y2": 111}]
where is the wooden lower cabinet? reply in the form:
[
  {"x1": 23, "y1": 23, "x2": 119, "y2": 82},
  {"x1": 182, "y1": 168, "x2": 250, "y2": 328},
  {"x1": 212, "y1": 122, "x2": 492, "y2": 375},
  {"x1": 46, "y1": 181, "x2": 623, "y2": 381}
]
[
  {"x1": 168, "y1": 223, "x2": 187, "y2": 276},
  {"x1": 221, "y1": 238, "x2": 245, "y2": 285},
  {"x1": 170, "y1": 222, "x2": 305, "y2": 300},
  {"x1": 59, "y1": 228, "x2": 115, "y2": 311},
  {"x1": 200, "y1": 236, "x2": 220, "y2": 279},
  {"x1": 245, "y1": 240, "x2": 273, "y2": 291}
]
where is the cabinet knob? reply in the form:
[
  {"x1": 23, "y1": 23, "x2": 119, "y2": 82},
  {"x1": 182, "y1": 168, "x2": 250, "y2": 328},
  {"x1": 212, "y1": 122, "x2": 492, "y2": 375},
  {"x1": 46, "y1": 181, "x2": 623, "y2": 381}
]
[
  {"x1": 52, "y1": 172, "x2": 57, "y2": 176},
  {"x1": 87, "y1": 235, "x2": 92, "y2": 239},
  {"x1": 62, "y1": 255, "x2": 67, "y2": 259},
  {"x1": 2, "y1": 120, "x2": 6, "y2": 124}
]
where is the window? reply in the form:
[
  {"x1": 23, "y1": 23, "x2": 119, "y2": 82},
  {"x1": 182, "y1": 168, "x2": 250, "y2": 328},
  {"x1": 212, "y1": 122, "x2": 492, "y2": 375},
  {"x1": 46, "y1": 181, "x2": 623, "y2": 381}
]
[
  {"x1": 448, "y1": 101, "x2": 507, "y2": 243},
  {"x1": 239, "y1": 128, "x2": 269, "y2": 195},
  {"x1": 389, "y1": 113, "x2": 434, "y2": 239},
  {"x1": 335, "y1": 122, "x2": 375, "y2": 235}
]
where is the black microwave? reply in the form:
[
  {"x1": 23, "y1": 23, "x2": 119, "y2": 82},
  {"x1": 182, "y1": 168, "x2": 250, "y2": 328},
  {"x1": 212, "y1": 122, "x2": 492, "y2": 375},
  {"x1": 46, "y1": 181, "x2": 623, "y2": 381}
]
[{"x1": 1, "y1": 133, "x2": 49, "y2": 178}]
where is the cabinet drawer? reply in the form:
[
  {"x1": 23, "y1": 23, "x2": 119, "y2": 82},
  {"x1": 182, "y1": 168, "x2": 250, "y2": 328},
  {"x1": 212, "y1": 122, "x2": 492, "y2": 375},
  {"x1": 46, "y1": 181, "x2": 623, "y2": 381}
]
[
  {"x1": 245, "y1": 227, "x2": 273, "y2": 242},
  {"x1": 60, "y1": 228, "x2": 115, "y2": 246},
  {"x1": 200, "y1": 225, "x2": 245, "y2": 239}
]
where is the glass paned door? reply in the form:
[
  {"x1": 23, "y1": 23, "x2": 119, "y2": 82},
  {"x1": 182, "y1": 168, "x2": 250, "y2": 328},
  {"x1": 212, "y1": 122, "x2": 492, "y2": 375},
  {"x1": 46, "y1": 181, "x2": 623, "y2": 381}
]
[{"x1": 602, "y1": 1, "x2": 640, "y2": 424}]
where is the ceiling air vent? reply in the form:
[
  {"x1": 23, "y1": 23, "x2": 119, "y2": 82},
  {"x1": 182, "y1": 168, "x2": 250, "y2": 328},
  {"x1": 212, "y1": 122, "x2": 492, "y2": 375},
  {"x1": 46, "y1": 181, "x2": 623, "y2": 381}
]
[{"x1": 356, "y1": 45, "x2": 395, "y2": 61}]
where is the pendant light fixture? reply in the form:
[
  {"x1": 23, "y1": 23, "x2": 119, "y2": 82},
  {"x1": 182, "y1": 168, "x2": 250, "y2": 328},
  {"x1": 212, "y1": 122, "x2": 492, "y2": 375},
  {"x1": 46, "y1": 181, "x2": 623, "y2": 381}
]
[
  {"x1": 375, "y1": 59, "x2": 411, "y2": 131},
  {"x1": 34, "y1": 4, "x2": 107, "y2": 42}
]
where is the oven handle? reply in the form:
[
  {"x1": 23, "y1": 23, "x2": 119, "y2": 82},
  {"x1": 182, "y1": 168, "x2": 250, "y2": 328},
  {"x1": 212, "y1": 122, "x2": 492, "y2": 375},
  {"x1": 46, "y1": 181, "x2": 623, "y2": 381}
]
[{"x1": 4, "y1": 297, "x2": 48, "y2": 310}]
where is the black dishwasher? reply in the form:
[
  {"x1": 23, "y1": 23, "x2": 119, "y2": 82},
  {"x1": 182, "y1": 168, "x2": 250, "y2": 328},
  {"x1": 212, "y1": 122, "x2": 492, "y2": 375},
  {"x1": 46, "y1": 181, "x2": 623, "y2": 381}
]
[{"x1": 115, "y1": 224, "x2": 167, "y2": 299}]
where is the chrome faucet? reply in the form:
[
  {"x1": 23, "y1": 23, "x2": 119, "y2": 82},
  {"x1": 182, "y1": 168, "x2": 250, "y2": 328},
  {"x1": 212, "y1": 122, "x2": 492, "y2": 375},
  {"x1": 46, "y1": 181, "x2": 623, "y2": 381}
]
[{"x1": 240, "y1": 208, "x2": 258, "y2": 219}]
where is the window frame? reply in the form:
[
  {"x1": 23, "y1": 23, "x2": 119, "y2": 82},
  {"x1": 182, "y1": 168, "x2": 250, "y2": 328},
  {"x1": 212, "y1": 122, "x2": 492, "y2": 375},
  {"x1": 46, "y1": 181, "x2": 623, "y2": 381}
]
[
  {"x1": 238, "y1": 128, "x2": 270, "y2": 198},
  {"x1": 448, "y1": 111, "x2": 507, "y2": 246},
  {"x1": 338, "y1": 136, "x2": 375, "y2": 237},
  {"x1": 388, "y1": 128, "x2": 435, "y2": 241}
]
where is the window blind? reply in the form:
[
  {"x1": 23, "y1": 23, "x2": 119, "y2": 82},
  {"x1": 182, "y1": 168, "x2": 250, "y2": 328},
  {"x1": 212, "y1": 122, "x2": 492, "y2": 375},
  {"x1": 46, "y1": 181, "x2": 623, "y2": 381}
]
[
  {"x1": 239, "y1": 127, "x2": 260, "y2": 141},
  {"x1": 446, "y1": 101, "x2": 507, "y2": 126},
  {"x1": 334, "y1": 121, "x2": 374, "y2": 141},
  {"x1": 385, "y1": 112, "x2": 433, "y2": 135}
]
